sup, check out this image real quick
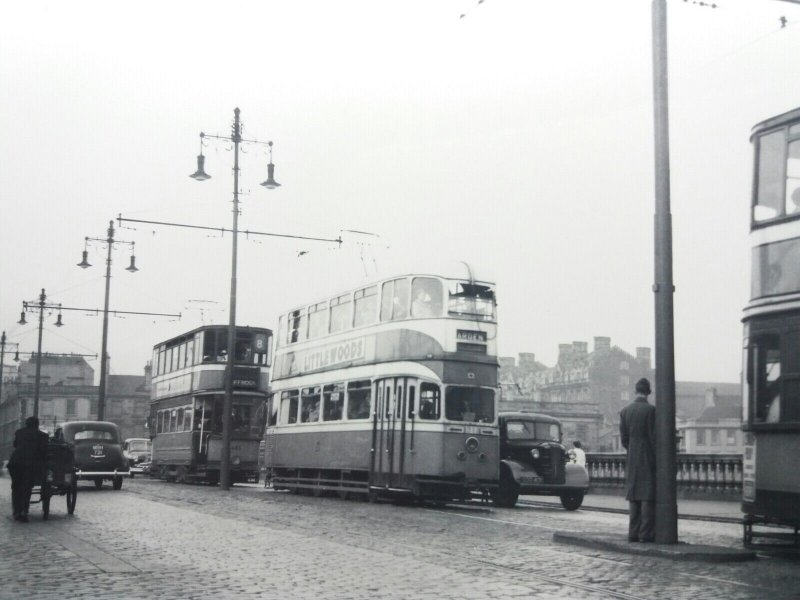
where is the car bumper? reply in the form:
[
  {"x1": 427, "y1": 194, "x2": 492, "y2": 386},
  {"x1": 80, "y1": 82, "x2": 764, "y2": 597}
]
[{"x1": 75, "y1": 469, "x2": 131, "y2": 479}]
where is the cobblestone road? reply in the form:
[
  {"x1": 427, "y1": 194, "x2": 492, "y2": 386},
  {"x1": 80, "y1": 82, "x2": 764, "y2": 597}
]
[{"x1": 0, "y1": 476, "x2": 798, "y2": 599}]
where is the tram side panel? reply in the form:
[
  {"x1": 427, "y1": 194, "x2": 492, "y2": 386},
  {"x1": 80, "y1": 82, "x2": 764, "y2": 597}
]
[{"x1": 743, "y1": 432, "x2": 800, "y2": 523}]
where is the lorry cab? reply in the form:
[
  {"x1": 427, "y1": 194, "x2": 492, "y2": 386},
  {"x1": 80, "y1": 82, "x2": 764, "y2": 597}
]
[{"x1": 494, "y1": 412, "x2": 589, "y2": 509}]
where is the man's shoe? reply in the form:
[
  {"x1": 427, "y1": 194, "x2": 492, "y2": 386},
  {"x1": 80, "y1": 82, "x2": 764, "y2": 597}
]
[
  {"x1": 13, "y1": 513, "x2": 20, "y2": 521},
  {"x1": 639, "y1": 538, "x2": 654, "y2": 543},
  {"x1": 18, "y1": 514, "x2": 28, "y2": 523},
  {"x1": 628, "y1": 537, "x2": 640, "y2": 543}
]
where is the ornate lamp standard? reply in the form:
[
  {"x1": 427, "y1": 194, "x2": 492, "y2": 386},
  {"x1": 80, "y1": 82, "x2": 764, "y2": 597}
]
[
  {"x1": 190, "y1": 107, "x2": 280, "y2": 490},
  {"x1": 77, "y1": 220, "x2": 139, "y2": 420}
]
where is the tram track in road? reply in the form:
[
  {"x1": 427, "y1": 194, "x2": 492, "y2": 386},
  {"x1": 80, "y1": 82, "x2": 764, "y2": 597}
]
[{"x1": 516, "y1": 498, "x2": 744, "y2": 524}]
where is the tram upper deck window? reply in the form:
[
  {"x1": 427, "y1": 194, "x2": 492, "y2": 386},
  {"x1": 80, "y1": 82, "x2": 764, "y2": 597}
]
[
  {"x1": 330, "y1": 294, "x2": 352, "y2": 334},
  {"x1": 288, "y1": 309, "x2": 307, "y2": 344},
  {"x1": 411, "y1": 277, "x2": 443, "y2": 317},
  {"x1": 354, "y1": 285, "x2": 378, "y2": 328},
  {"x1": 308, "y1": 302, "x2": 328, "y2": 339},
  {"x1": 346, "y1": 380, "x2": 371, "y2": 420},
  {"x1": 381, "y1": 278, "x2": 410, "y2": 321},
  {"x1": 753, "y1": 128, "x2": 800, "y2": 223},
  {"x1": 448, "y1": 282, "x2": 495, "y2": 321},
  {"x1": 444, "y1": 386, "x2": 494, "y2": 423}
]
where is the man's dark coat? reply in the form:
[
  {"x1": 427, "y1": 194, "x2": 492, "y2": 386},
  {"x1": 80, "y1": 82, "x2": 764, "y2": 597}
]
[
  {"x1": 619, "y1": 396, "x2": 656, "y2": 501},
  {"x1": 12, "y1": 425, "x2": 49, "y2": 468}
]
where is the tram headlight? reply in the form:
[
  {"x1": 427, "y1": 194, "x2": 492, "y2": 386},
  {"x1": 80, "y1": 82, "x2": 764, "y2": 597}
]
[
  {"x1": 530, "y1": 449, "x2": 540, "y2": 460},
  {"x1": 232, "y1": 456, "x2": 241, "y2": 466},
  {"x1": 465, "y1": 437, "x2": 480, "y2": 453}
]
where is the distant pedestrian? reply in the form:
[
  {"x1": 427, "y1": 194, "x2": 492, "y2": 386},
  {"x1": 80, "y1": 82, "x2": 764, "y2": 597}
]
[
  {"x1": 7, "y1": 416, "x2": 49, "y2": 522},
  {"x1": 619, "y1": 378, "x2": 656, "y2": 543},
  {"x1": 570, "y1": 440, "x2": 586, "y2": 467}
]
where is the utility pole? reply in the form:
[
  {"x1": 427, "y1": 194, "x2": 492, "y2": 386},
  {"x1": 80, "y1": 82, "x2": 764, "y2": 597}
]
[{"x1": 652, "y1": 0, "x2": 678, "y2": 544}]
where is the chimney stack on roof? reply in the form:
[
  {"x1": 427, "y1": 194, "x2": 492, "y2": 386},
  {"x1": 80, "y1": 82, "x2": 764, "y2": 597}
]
[{"x1": 594, "y1": 336, "x2": 611, "y2": 352}]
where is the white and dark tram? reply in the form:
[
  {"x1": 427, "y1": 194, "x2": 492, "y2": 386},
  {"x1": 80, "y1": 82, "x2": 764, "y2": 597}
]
[{"x1": 264, "y1": 264, "x2": 500, "y2": 502}]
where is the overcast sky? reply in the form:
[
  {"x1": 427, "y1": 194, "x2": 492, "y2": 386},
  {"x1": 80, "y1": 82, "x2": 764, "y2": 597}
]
[{"x1": 1, "y1": 0, "x2": 798, "y2": 384}]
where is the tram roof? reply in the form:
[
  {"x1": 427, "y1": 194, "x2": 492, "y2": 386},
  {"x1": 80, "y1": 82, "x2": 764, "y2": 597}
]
[
  {"x1": 751, "y1": 105, "x2": 800, "y2": 140},
  {"x1": 151, "y1": 324, "x2": 272, "y2": 348}
]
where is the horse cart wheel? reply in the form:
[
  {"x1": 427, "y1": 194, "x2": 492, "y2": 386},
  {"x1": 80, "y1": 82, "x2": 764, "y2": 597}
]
[{"x1": 41, "y1": 483, "x2": 52, "y2": 520}]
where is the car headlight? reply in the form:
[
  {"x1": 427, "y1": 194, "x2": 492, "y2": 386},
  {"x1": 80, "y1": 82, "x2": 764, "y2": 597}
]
[{"x1": 530, "y1": 449, "x2": 540, "y2": 460}]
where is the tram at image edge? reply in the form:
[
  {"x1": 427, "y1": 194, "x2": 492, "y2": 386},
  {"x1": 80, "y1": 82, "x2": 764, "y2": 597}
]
[
  {"x1": 148, "y1": 325, "x2": 272, "y2": 484},
  {"x1": 264, "y1": 265, "x2": 500, "y2": 502},
  {"x1": 742, "y1": 106, "x2": 800, "y2": 546}
]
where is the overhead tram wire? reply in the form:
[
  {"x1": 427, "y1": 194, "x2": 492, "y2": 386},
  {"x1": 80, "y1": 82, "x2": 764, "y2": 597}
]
[{"x1": 116, "y1": 214, "x2": 343, "y2": 246}]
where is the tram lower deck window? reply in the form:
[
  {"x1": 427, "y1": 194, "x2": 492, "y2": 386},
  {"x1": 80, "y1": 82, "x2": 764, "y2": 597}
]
[{"x1": 347, "y1": 380, "x2": 371, "y2": 419}]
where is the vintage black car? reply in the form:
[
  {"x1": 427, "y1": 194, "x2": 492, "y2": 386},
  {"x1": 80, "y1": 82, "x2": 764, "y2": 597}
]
[
  {"x1": 123, "y1": 438, "x2": 152, "y2": 477},
  {"x1": 54, "y1": 421, "x2": 130, "y2": 490},
  {"x1": 493, "y1": 412, "x2": 590, "y2": 510}
]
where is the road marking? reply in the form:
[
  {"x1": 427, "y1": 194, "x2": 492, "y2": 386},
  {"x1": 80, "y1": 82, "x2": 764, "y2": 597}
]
[
  {"x1": 37, "y1": 524, "x2": 140, "y2": 573},
  {"x1": 428, "y1": 508, "x2": 573, "y2": 532}
]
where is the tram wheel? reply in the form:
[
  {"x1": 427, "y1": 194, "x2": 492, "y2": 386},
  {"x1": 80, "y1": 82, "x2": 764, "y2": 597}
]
[
  {"x1": 66, "y1": 482, "x2": 77, "y2": 515},
  {"x1": 177, "y1": 466, "x2": 188, "y2": 484}
]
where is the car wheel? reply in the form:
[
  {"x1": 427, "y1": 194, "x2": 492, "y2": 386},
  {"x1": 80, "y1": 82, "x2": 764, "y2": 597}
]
[
  {"x1": 67, "y1": 481, "x2": 77, "y2": 515},
  {"x1": 491, "y1": 471, "x2": 519, "y2": 508},
  {"x1": 94, "y1": 479, "x2": 103, "y2": 490},
  {"x1": 560, "y1": 492, "x2": 584, "y2": 511},
  {"x1": 112, "y1": 476, "x2": 123, "y2": 491}
]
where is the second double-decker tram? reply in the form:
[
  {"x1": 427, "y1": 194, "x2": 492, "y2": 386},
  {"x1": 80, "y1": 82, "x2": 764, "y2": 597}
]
[
  {"x1": 149, "y1": 325, "x2": 272, "y2": 485},
  {"x1": 742, "y1": 107, "x2": 800, "y2": 546},
  {"x1": 265, "y1": 263, "x2": 500, "y2": 502}
]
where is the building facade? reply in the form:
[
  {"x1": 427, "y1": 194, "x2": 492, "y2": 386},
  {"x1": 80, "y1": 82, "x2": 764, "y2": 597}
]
[
  {"x1": 499, "y1": 336, "x2": 742, "y2": 454},
  {"x1": 0, "y1": 355, "x2": 151, "y2": 460}
]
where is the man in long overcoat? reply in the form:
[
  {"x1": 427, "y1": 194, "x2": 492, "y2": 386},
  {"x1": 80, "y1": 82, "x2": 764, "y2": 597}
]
[
  {"x1": 8, "y1": 416, "x2": 49, "y2": 522},
  {"x1": 619, "y1": 378, "x2": 656, "y2": 542}
]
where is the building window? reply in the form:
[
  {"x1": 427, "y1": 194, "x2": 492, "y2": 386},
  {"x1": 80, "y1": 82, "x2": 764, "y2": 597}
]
[
  {"x1": 726, "y1": 429, "x2": 737, "y2": 445},
  {"x1": 620, "y1": 390, "x2": 629, "y2": 402},
  {"x1": 619, "y1": 374, "x2": 629, "y2": 387},
  {"x1": 710, "y1": 429, "x2": 720, "y2": 445},
  {"x1": 696, "y1": 429, "x2": 706, "y2": 445},
  {"x1": 66, "y1": 398, "x2": 76, "y2": 416},
  {"x1": 619, "y1": 361, "x2": 629, "y2": 371}
]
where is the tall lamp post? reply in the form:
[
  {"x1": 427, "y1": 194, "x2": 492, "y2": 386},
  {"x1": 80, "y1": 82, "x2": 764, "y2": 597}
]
[
  {"x1": 17, "y1": 289, "x2": 67, "y2": 417},
  {"x1": 190, "y1": 107, "x2": 281, "y2": 490},
  {"x1": 78, "y1": 220, "x2": 139, "y2": 421}
]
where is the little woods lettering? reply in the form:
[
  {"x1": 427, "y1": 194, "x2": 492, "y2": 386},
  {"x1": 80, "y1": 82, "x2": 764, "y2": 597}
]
[{"x1": 303, "y1": 338, "x2": 366, "y2": 371}]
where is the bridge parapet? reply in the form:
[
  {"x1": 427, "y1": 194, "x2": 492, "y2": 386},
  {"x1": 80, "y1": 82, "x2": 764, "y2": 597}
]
[{"x1": 587, "y1": 452, "x2": 743, "y2": 500}]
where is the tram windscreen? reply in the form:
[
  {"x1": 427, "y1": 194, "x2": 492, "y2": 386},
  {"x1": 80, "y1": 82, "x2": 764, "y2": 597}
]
[
  {"x1": 448, "y1": 282, "x2": 495, "y2": 320},
  {"x1": 444, "y1": 386, "x2": 494, "y2": 423}
]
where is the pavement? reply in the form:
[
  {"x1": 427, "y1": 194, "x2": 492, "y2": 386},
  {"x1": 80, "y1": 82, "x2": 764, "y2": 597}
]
[{"x1": 529, "y1": 493, "x2": 759, "y2": 561}]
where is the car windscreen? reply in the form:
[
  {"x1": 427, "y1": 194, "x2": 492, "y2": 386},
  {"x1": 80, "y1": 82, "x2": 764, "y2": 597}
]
[
  {"x1": 128, "y1": 440, "x2": 150, "y2": 452},
  {"x1": 505, "y1": 420, "x2": 560, "y2": 442}
]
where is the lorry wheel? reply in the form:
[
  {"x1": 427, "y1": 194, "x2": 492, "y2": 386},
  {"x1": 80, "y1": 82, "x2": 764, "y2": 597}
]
[
  {"x1": 94, "y1": 479, "x2": 103, "y2": 489},
  {"x1": 491, "y1": 473, "x2": 519, "y2": 508},
  {"x1": 112, "y1": 476, "x2": 123, "y2": 491},
  {"x1": 560, "y1": 492, "x2": 584, "y2": 511}
]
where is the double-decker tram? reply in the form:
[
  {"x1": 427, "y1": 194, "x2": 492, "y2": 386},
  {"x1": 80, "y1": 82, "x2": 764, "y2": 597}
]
[
  {"x1": 264, "y1": 263, "x2": 500, "y2": 502},
  {"x1": 149, "y1": 325, "x2": 272, "y2": 484},
  {"x1": 742, "y1": 107, "x2": 800, "y2": 546}
]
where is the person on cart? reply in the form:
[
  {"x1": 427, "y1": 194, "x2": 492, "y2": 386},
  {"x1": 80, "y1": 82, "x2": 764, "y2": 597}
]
[{"x1": 7, "y1": 416, "x2": 49, "y2": 522}]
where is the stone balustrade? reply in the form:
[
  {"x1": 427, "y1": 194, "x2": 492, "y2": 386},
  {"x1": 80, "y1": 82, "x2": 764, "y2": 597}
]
[{"x1": 587, "y1": 452, "x2": 743, "y2": 499}]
